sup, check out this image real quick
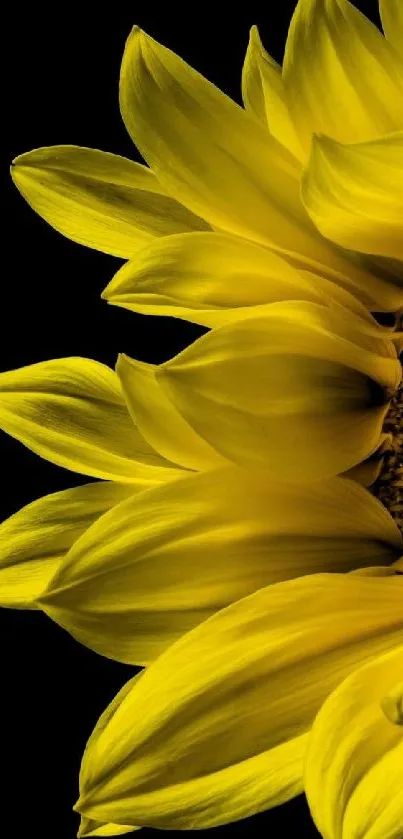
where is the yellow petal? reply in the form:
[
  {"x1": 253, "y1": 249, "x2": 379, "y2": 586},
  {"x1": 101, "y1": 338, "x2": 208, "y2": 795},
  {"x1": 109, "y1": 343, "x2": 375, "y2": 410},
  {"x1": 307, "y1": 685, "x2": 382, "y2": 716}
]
[
  {"x1": 283, "y1": 0, "x2": 403, "y2": 155},
  {"x1": 0, "y1": 357, "x2": 181, "y2": 481},
  {"x1": 240, "y1": 25, "x2": 267, "y2": 124},
  {"x1": 103, "y1": 231, "x2": 373, "y2": 328},
  {"x1": 342, "y1": 433, "x2": 392, "y2": 487},
  {"x1": 78, "y1": 674, "x2": 142, "y2": 837},
  {"x1": 305, "y1": 645, "x2": 403, "y2": 839},
  {"x1": 120, "y1": 26, "x2": 373, "y2": 280},
  {"x1": 38, "y1": 468, "x2": 402, "y2": 666},
  {"x1": 119, "y1": 27, "x2": 403, "y2": 313},
  {"x1": 75, "y1": 573, "x2": 403, "y2": 830},
  {"x1": 116, "y1": 354, "x2": 226, "y2": 470},
  {"x1": 302, "y1": 132, "x2": 403, "y2": 279},
  {"x1": 11, "y1": 146, "x2": 208, "y2": 258},
  {"x1": 0, "y1": 482, "x2": 134, "y2": 609},
  {"x1": 158, "y1": 302, "x2": 401, "y2": 481},
  {"x1": 242, "y1": 26, "x2": 303, "y2": 161},
  {"x1": 380, "y1": 0, "x2": 403, "y2": 58}
]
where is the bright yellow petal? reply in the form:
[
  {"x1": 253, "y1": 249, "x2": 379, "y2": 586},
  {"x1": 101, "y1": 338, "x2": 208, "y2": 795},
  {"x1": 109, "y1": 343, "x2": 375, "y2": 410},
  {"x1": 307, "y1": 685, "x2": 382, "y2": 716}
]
[
  {"x1": 11, "y1": 146, "x2": 208, "y2": 258},
  {"x1": 242, "y1": 26, "x2": 303, "y2": 160},
  {"x1": 380, "y1": 0, "x2": 403, "y2": 58},
  {"x1": 302, "y1": 131, "x2": 403, "y2": 279},
  {"x1": 103, "y1": 231, "x2": 373, "y2": 328},
  {"x1": 0, "y1": 482, "x2": 135, "y2": 609},
  {"x1": 119, "y1": 27, "x2": 403, "y2": 313},
  {"x1": 116, "y1": 354, "x2": 226, "y2": 470},
  {"x1": 158, "y1": 302, "x2": 401, "y2": 481},
  {"x1": 241, "y1": 25, "x2": 267, "y2": 124},
  {"x1": 119, "y1": 26, "x2": 375, "y2": 280},
  {"x1": 78, "y1": 674, "x2": 142, "y2": 837},
  {"x1": 39, "y1": 468, "x2": 402, "y2": 665},
  {"x1": 0, "y1": 357, "x2": 181, "y2": 481},
  {"x1": 305, "y1": 646, "x2": 403, "y2": 839},
  {"x1": 283, "y1": 0, "x2": 403, "y2": 154},
  {"x1": 75, "y1": 573, "x2": 403, "y2": 830}
]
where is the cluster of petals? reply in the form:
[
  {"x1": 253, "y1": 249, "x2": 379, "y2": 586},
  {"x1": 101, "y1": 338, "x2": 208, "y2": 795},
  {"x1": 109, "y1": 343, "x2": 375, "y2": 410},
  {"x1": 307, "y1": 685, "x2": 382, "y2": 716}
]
[{"x1": 4, "y1": 1, "x2": 403, "y2": 836}]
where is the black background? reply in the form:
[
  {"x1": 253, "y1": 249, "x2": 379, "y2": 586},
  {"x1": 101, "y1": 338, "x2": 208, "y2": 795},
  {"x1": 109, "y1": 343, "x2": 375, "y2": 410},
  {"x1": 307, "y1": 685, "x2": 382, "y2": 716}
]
[{"x1": 2, "y1": 2, "x2": 380, "y2": 837}]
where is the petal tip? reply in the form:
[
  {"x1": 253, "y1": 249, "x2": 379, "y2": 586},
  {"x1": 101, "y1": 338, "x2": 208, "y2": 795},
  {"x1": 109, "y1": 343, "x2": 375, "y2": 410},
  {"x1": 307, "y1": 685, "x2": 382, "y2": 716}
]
[
  {"x1": 73, "y1": 797, "x2": 85, "y2": 814},
  {"x1": 101, "y1": 273, "x2": 124, "y2": 301},
  {"x1": 125, "y1": 25, "x2": 146, "y2": 51},
  {"x1": 249, "y1": 24, "x2": 260, "y2": 42},
  {"x1": 76, "y1": 820, "x2": 86, "y2": 838},
  {"x1": 115, "y1": 352, "x2": 130, "y2": 370}
]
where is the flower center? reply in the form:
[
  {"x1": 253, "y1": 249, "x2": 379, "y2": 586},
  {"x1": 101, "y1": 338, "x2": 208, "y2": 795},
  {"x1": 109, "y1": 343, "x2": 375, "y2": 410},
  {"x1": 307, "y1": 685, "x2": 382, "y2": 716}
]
[
  {"x1": 372, "y1": 311, "x2": 403, "y2": 537},
  {"x1": 381, "y1": 681, "x2": 403, "y2": 726},
  {"x1": 374, "y1": 374, "x2": 403, "y2": 536}
]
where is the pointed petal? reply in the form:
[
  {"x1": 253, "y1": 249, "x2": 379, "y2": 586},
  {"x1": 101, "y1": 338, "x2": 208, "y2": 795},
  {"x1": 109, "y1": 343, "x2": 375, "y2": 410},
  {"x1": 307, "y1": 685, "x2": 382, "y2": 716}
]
[
  {"x1": 283, "y1": 0, "x2": 403, "y2": 154},
  {"x1": 103, "y1": 231, "x2": 373, "y2": 328},
  {"x1": 302, "y1": 132, "x2": 403, "y2": 280},
  {"x1": 116, "y1": 354, "x2": 226, "y2": 470},
  {"x1": 38, "y1": 469, "x2": 401, "y2": 665},
  {"x1": 342, "y1": 433, "x2": 392, "y2": 487},
  {"x1": 119, "y1": 28, "x2": 403, "y2": 313},
  {"x1": 241, "y1": 26, "x2": 267, "y2": 124},
  {"x1": 0, "y1": 357, "x2": 181, "y2": 481},
  {"x1": 78, "y1": 675, "x2": 142, "y2": 837},
  {"x1": 242, "y1": 26, "x2": 303, "y2": 161},
  {"x1": 75, "y1": 573, "x2": 403, "y2": 829},
  {"x1": 119, "y1": 25, "x2": 373, "y2": 284},
  {"x1": 0, "y1": 482, "x2": 134, "y2": 609},
  {"x1": 305, "y1": 646, "x2": 403, "y2": 839},
  {"x1": 11, "y1": 146, "x2": 208, "y2": 258},
  {"x1": 380, "y1": 0, "x2": 403, "y2": 59},
  {"x1": 158, "y1": 302, "x2": 401, "y2": 481}
]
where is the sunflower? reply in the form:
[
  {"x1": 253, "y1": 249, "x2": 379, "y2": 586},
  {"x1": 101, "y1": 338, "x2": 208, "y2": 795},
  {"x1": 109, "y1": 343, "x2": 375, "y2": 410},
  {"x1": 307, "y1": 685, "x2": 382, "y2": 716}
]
[{"x1": 5, "y1": 1, "x2": 403, "y2": 838}]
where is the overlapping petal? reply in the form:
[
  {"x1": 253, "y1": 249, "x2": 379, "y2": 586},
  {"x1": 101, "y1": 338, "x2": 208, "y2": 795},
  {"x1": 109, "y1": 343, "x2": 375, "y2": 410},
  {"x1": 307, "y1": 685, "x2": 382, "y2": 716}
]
[
  {"x1": 11, "y1": 146, "x2": 208, "y2": 258},
  {"x1": 157, "y1": 302, "x2": 401, "y2": 481},
  {"x1": 0, "y1": 482, "x2": 134, "y2": 609},
  {"x1": 38, "y1": 470, "x2": 402, "y2": 665},
  {"x1": 305, "y1": 645, "x2": 403, "y2": 839},
  {"x1": 75, "y1": 573, "x2": 403, "y2": 830},
  {"x1": 0, "y1": 357, "x2": 181, "y2": 481},
  {"x1": 103, "y1": 231, "x2": 374, "y2": 328},
  {"x1": 119, "y1": 27, "x2": 301, "y2": 249},
  {"x1": 302, "y1": 132, "x2": 403, "y2": 281},
  {"x1": 118, "y1": 24, "x2": 394, "y2": 310},
  {"x1": 116, "y1": 353, "x2": 226, "y2": 471},
  {"x1": 283, "y1": 0, "x2": 403, "y2": 154},
  {"x1": 242, "y1": 26, "x2": 303, "y2": 161}
]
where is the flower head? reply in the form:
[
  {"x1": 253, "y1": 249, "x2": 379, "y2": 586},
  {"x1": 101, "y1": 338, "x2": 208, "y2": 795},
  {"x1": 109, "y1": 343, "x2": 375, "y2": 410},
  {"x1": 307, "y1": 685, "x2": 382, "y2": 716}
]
[{"x1": 6, "y1": 2, "x2": 403, "y2": 838}]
